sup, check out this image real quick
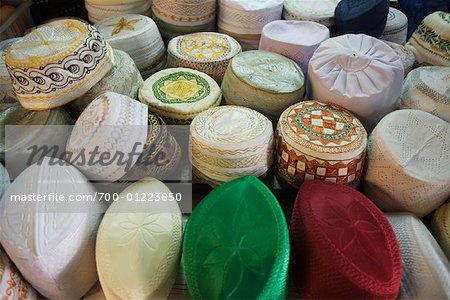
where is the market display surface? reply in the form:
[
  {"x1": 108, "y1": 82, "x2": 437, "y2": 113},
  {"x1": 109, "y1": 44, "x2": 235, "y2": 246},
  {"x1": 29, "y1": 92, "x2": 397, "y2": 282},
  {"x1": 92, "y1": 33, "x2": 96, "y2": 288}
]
[{"x1": 0, "y1": 1, "x2": 449, "y2": 299}]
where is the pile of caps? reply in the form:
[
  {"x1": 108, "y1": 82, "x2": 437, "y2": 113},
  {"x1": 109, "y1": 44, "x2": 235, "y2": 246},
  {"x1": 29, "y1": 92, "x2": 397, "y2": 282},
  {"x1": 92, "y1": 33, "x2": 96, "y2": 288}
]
[{"x1": 0, "y1": 0, "x2": 449, "y2": 299}]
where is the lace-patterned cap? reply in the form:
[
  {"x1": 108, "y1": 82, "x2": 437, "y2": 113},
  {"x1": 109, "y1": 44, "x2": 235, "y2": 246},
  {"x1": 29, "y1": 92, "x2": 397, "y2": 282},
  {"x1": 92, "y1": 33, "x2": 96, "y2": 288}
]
[
  {"x1": 0, "y1": 157, "x2": 103, "y2": 300},
  {"x1": 380, "y1": 7, "x2": 408, "y2": 45},
  {"x1": 291, "y1": 180, "x2": 402, "y2": 299},
  {"x1": 283, "y1": 0, "x2": 341, "y2": 26},
  {"x1": 432, "y1": 202, "x2": 450, "y2": 260},
  {"x1": 66, "y1": 49, "x2": 144, "y2": 119},
  {"x1": 183, "y1": 175, "x2": 290, "y2": 299},
  {"x1": 222, "y1": 50, "x2": 305, "y2": 121},
  {"x1": 406, "y1": 12, "x2": 450, "y2": 67},
  {"x1": 190, "y1": 106, "x2": 274, "y2": 185},
  {"x1": 167, "y1": 32, "x2": 241, "y2": 83},
  {"x1": 139, "y1": 68, "x2": 221, "y2": 124},
  {"x1": 363, "y1": 109, "x2": 450, "y2": 217},
  {"x1": 66, "y1": 91, "x2": 148, "y2": 182},
  {"x1": 335, "y1": 0, "x2": 390, "y2": 38},
  {"x1": 96, "y1": 178, "x2": 182, "y2": 300},
  {"x1": 152, "y1": 0, "x2": 216, "y2": 27},
  {"x1": 85, "y1": 0, "x2": 151, "y2": 23},
  {"x1": 386, "y1": 213, "x2": 450, "y2": 299},
  {"x1": 276, "y1": 101, "x2": 367, "y2": 188},
  {"x1": 400, "y1": 66, "x2": 450, "y2": 123},
  {"x1": 259, "y1": 20, "x2": 329, "y2": 75},
  {"x1": 5, "y1": 19, "x2": 114, "y2": 110},
  {"x1": 308, "y1": 34, "x2": 404, "y2": 131},
  {"x1": 0, "y1": 247, "x2": 39, "y2": 299}
]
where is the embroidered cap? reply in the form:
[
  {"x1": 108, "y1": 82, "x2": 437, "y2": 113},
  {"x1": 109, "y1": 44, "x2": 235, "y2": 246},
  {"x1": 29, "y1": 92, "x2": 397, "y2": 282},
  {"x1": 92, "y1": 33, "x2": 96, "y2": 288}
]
[
  {"x1": 183, "y1": 175, "x2": 290, "y2": 299},
  {"x1": 291, "y1": 180, "x2": 402, "y2": 298},
  {"x1": 380, "y1": 7, "x2": 408, "y2": 45},
  {"x1": 5, "y1": 19, "x2": 114, "y2": 110},
  {"x1": 283, "y1": 0, "x2": 341, "y2": 26}
]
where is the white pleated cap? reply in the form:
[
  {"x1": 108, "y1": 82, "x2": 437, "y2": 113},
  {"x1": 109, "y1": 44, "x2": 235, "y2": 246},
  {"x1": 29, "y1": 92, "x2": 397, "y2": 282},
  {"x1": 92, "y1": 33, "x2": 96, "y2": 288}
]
[{"x1": 308, "y1": 34, "x2": 404, "y2": 131}]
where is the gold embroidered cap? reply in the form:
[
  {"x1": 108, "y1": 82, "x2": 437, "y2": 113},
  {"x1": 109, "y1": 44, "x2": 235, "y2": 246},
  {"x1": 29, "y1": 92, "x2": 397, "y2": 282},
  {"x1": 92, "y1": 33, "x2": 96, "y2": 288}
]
[{"x1": 5, "y1": 19, "x2": 115, "y2": 110}]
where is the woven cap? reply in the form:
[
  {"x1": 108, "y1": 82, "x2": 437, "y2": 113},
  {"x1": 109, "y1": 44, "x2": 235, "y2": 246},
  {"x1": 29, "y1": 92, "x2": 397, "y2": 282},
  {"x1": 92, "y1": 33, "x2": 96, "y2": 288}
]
[
  {"x1": 5, "y1": 19, "x2": 114, "y2": 110},
  {"x1": 183, "y1": 175, "x2": 290, "y2": 299},
  {"x1": 291, "y1": 180, "x2": 402, "y2": 298}
]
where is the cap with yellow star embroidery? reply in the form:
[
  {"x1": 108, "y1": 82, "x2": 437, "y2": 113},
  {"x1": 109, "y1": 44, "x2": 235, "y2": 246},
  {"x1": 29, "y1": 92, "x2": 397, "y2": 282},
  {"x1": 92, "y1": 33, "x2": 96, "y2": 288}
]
[
  {"x1": 139, "y1": 68, "x2": 221, "y2": 124},
  {"x1": 95, "y1": 14, "x2": 166, "y2": 76},
  {"x1": 276, "y1": 101, "x2": 367, "y2": 188},
  {"x1": 5, "y1": 19, "x2": 114, "y2": 110}
]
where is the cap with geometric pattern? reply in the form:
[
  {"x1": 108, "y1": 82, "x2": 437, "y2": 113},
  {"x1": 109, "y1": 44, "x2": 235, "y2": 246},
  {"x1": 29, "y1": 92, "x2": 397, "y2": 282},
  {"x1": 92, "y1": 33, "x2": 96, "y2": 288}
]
[
  {"x1": 276, "y1": 101, "x2": 367, "y2": 188},
  {"x1": 380, "y1": 7, "x2": 408, "y2": 45}
]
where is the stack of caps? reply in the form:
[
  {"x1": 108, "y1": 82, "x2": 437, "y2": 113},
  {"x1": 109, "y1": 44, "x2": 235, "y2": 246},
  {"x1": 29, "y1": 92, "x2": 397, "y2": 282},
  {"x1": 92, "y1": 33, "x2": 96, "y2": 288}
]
[
  {"x1": 190, "y1": 106, "x2": 274, "y2": 187},
  {"x1": 335, "y1": 0, "x2": 390, "y2": 38},
  {"x1": 95, "y1": 14, "x2": 166, "y2": 79},
  {"x1": 0, "y1": 157, "x2": 103, "y2": 300},
  {"x1": 380, "y1": 7, "x2": 408, "y2": 45},
  {"x1": 67, "y1": 49, "x2": 143, "y2": 118},
  {"x1": 96, "y1": 178, "x2": 182, "y2": 299},
  {"x1": 400, "y1": 67, "x2": 450, "y2": 123},
  {"x1": 85, "y1": 0, "x2": 151, "y2": 23},
  {"x1": 432, "y1": 203, "x2": 450, "y2": 260},
  {"x1": 283, "y1": 0, "x2": 341, "y2": 27},
  {"x1": 183, "y1": 176, "x2": 290, "y2": 299},
  {"x1": 308, "y1": 34, "x2": 404, "y2": 131},
  {"x1": 30, "y1": 0, "x2": 88, "y2": 25},
  {"x1": 5, "y1": 19, "x2": 114, "y2": 110},
  {"x1": 383, "y1": 40, "x2": 415, "y2": 76},
  {"x1": 166, "y1": 32, "x2": 242, "y2": 83},
  {"x1": 363, "y1": 110, "x2": 450, "y2": 217},
  {"x1": 0, "y1": 38, "x2": 20, "y2": 110},
  {"x1": 139, "y1": 68, "x2": 221, "y2": 124},
  {"x1": 290, "y1": 181, "x2": 402, "y2": 299},
  {"x1": 118, "y1": 113, "x2": 181, "y2": 182},
  {"x1": 406, "y1": 11, "x2": 450, "y2": 67},
  {"x1": 152, "y1": 0, "x2": 216, "y2": 41},
  {"x1": 259, "y1": 20, "x2": 330, "y2": 75},
  {"x1": 222, "y1": 50, "x2": 305, "y2": 122},
  {"x1": 0, "y1": 103, "x2": 73, "y2": 177},
  {"x1": 276, "y1": 101, "x2": 367, "y2": 188},
  {"x1": 0, "y1": 247, "x2": 39, "y2": 299},
  {"x1": 386, "y1": 213, "x2": 450, "y2": 299},
  {"x1": 66, "y1": 92, "x2": 148, "y2": 182},
  {"x1": 218, "y1": 0, "x2": 284, "y2": 50}
]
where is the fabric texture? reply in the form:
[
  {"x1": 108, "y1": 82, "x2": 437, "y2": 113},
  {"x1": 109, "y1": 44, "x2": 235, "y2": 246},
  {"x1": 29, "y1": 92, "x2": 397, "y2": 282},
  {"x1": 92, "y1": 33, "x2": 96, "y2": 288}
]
[
  {"x1": 96, "y1": 178, "x2": 182, "y2": 300},
  {"x1": 66, "y1": 92, "x2": 148, "y2": 182},
  {"x1": 0, "y1": 157, "x2": 103, "y2": 300},
  {"x1": 85, "y1": 0, "x2": 151, "y2": 23},
  {"x1": 190, "y1": 106, "x2": 274, "y2": 186},
  {"x1": 308, "y1": 34, "x2": 404, "y2": 131},
  {"x1": 291, "y1": 180, "x2": 402, "y2": 299},
  {"x1": 386, "y1": 213, "x2": 450, "y2": 299},
  {"x1": 431, "y1": 202, "x2": 450, "y2": 260},
  {"x1": 363, "y1": 110, "x2": 450, "y2": 217},
  {"x1": 183, "y1": 175, "x2": 290, "y2": 299},
  {"x1": 405, "y1": 11, "x2": 450, "y2": 67},
  {"x1": 335, "y1": 0, "x2": 390, "y2": 38},
  {"x1": 383, "y1": 40, "x2": 415, "y2": 76},
  {"x1": 259, "y1": 20, "x2": 329, "y2": 75},
  {"x1": 400, "y1": 66, "x2": 450, "y2": 122},
  {"x1": 222, "y1": 50, "x2": 305, "y2": 122},
  {"x1": 276, "y1": 101, "x2": 367, "y2": 188},
  {"x1": 5, "y1": 19, "x2": 114, "y2": 110},
  {"x1": 67, "y1": 49, "x2": 144, "y2": 118}
]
